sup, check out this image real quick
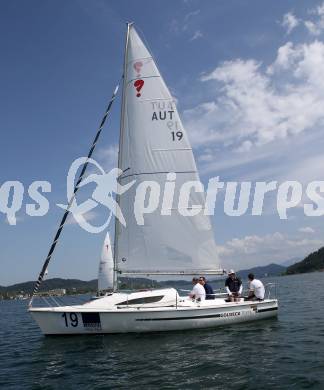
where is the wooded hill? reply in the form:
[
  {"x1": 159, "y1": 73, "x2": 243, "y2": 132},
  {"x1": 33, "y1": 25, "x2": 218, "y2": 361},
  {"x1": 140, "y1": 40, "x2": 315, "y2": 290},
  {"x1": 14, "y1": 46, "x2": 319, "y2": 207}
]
[
  {"x1": 0, "y1": 277, "x2": 159, "y2": 296},
  {"x1": 286, "y1": 247, "x2": 324, "y2": 274}
]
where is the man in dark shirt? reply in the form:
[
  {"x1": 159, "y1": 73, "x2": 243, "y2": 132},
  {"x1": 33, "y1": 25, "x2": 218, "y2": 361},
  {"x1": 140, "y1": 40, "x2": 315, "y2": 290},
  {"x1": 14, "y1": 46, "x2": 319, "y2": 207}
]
[
  {"x1": 199, "y1": 277, "x2": 215, "y2": 300},
  {"x1": 225, "y1": 270, "x2": 242, "y2": 302}
]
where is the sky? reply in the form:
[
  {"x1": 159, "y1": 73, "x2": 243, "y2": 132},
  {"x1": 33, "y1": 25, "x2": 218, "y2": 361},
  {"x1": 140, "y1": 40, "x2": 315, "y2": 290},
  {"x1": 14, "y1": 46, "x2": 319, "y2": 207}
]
[{"x1": 1, "y1": 0, "x2": 324, "y2": 285}]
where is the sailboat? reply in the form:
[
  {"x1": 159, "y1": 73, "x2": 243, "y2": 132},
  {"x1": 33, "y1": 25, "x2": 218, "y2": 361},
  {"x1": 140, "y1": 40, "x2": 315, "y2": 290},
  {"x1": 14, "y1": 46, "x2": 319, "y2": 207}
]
[
  {"x1": 29, "y1": 23, "x2": 278, "y2": 335},
  {"x1": 98, "y1": 232, "x2": 114, "y2": 293}
]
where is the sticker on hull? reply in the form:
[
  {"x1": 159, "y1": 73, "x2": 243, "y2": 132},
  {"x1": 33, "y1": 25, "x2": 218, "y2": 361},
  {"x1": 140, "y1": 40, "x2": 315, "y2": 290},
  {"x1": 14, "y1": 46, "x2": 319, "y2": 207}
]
[{"x1": 81, "y1": 312, "x2": 102, "y2": 331}]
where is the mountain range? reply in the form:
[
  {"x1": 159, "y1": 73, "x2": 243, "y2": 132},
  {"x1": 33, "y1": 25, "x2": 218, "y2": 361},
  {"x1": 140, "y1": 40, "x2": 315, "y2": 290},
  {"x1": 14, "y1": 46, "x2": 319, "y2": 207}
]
[
  {"x1": 0, "y1": 263, "x2": 286, "y2": 296},
  {"x1": 235, "y1": 263, "x2": 286, "y2": 279},
  {"x1": 2, "y1": 248, "x2": 323, "y2": 297}
]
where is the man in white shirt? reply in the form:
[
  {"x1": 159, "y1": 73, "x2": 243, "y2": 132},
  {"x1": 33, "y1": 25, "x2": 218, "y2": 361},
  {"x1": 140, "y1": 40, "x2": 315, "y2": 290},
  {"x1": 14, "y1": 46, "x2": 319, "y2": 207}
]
[
  {"x1": 189, "y1": 277, "x2": 206, "y2": 301},
  {"x1": 247, "y1": 273, "x2": 265, "y2": 301}
]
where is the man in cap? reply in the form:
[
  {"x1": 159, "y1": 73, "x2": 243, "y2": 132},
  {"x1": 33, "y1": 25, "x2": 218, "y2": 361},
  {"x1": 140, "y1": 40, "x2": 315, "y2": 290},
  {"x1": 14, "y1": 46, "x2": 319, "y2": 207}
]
[{"x1": 225, "y1": 270, "x2": 242, "y2": 302}]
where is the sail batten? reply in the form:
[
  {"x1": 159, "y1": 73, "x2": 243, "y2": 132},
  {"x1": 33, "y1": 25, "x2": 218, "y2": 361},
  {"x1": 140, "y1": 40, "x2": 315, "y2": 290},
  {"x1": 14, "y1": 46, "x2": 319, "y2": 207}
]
[
  {"x1": 115, "y1": 25, "x2": 220, "y2": 275},
  {"x1": 119, "y1": 170, "x2": 197, "y2": 181}
]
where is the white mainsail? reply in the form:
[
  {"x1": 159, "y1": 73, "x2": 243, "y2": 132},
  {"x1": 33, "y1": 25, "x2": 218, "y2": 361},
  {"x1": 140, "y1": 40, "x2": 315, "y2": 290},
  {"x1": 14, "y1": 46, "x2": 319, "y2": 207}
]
[
  {"x1": 115, "y1": 25, "x2": 221, "y2": 275},
  {"x1": 98, "y1": 232, "x2": 114, "y2": 291}
]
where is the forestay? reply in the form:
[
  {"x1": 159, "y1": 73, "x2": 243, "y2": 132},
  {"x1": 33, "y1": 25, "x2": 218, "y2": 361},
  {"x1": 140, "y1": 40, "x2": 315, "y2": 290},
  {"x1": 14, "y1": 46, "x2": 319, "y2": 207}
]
[{"x1": 115, "y1": 25, "x2": 221, "y2": 275}]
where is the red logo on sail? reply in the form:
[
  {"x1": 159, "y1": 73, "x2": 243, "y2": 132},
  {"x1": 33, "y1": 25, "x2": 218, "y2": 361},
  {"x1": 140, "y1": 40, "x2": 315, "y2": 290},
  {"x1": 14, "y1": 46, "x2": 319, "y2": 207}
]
[
  {"x1": 133, "y1": 61, "x2": 143, "y2": 76},
  {"x1": 134, "y1": 79, "x2": 144, "y2": 97}
]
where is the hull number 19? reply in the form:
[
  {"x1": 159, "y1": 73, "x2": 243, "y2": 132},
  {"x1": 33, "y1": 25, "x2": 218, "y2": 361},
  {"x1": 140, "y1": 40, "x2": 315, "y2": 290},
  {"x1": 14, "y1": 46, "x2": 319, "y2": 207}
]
[{"x1": 62, "y1": 312, "x2": 78, "y2": 327}]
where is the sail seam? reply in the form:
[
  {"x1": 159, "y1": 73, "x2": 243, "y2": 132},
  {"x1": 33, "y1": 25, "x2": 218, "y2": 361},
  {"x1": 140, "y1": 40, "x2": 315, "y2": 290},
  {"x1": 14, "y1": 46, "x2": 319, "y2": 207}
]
[
  {"x1": 126, "y1": 56, "x2": 152, "y2": 65},
  {"x1": 151, "y1": 148, "x2": 192, "y2": 151},
  {"x1": 127, "y1": 75, "x2": 160, "y2": 84},
  {"x1": 119, "y1": 170, "x2": 197, "y2": 180},
  {"x1": 139, "y1": 98, "x2": 177, "y2": 102}
]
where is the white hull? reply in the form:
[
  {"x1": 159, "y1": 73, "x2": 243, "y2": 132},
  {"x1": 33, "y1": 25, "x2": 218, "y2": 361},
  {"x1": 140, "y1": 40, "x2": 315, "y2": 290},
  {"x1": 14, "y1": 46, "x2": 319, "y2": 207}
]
[{"x1": 30, "y1": 289, "x2": 278, "y2": 335}]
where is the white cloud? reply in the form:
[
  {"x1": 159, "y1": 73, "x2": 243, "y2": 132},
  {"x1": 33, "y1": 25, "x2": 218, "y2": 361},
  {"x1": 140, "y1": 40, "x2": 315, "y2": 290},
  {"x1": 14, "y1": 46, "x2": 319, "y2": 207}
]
[
  {"x1": 282, "y1": 12, "x2": 299, "y2": 34},
  {"x1": 283, "y1": 151, "x2": 324, "y2": 183},
  {"x1": 305, "y1": 20, "x2": 321, "y2": 36},
  {"x1": 184, "y1": 40, "x2": 324, "y2": 172},
  {"x1": 305, "y1": 2, "x2": 324, "y2": 35},
  {"x1": 235, "y1": 140, "x2": 253, "y2": 153},
  {"x1": 169, "y1": 9, "x2": 200, "y2": 35},
  {"x1": 190, "y1": 30, "x2": 203, "y2": 41},
  {"x1": 280, "y1": 3, "x2": 324, "y2": 36},
  {"x1": 267, "y1": 41, "x2": 296, "y2": 72},
  {"x1": 184, "y1": 9, "x2": 200, "y2": 24},
  {"x1": 97, "y1": 144, "x2": 118, "y2": 170},
  {"x1": 218, "y1": 231, "x2": 322, "y2": 269},
  {"x1": 298, "y1": 226, "x2": 315, "y2": 233},
  {"x1": 66, "y1": 210, "x2": 99, "y2": 225}
]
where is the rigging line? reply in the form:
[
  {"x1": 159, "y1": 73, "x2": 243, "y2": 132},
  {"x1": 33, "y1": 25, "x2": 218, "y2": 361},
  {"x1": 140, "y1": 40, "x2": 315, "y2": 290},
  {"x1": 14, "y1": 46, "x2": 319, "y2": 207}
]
[{"x1": 29, "y1": 79, "x2": 122, "y2": 307}]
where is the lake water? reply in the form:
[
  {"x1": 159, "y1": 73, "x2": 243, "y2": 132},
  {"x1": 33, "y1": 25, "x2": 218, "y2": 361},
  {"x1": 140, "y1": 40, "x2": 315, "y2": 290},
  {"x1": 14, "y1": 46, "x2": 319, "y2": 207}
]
[{"x1": 1, "y1": 272, "x2": 324, "y2": 389}]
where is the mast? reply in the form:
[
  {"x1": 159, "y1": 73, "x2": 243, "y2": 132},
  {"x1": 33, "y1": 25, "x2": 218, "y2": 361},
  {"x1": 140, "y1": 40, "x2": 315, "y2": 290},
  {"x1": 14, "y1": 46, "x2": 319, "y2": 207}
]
[{"x1": 113, "y1": 22, "x2": 132, "y2": 291}]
